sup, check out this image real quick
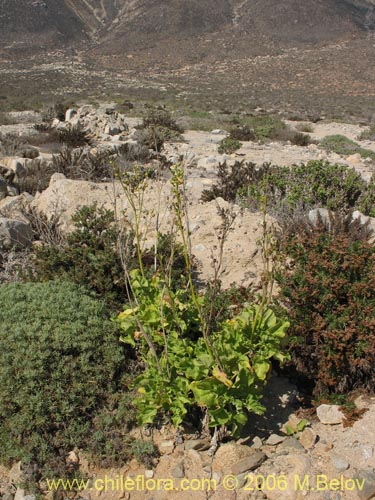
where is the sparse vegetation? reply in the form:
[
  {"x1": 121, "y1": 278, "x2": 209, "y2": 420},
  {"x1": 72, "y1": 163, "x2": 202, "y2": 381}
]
[{"x1": 320, "y1": 134, "x2": 375, "y2": 160}]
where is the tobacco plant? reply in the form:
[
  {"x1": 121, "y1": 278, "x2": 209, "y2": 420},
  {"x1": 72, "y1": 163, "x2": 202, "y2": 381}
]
[{"x1": 117, "y1": 163, "x2": 289, "y2": 438}]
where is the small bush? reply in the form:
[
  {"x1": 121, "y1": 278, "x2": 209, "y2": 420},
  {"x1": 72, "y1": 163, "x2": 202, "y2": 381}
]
[
  {"x1": 357, "y1": 124, "x2": 375, "y2": 142},
  {"x1": 229, "y1": 126, "x2": 255, "y2": 141},
  {"x1": 218, "y1": 137, "x2": 241, "y2": 155},
  {"x1": 320, "y1": 134, "x2": 375, "y2": 160},
  {"x1": 277, "y1": 212, "x2": 375, "y2": 394},
  {"x1": 141, "y1": 106, "x2": 183, "y2": 133},
  {"x1": 18, "y1": 158, "x2": 58, "y2": 195},
  {"x1": 202, "y1": 160, "x2": 367, "y2": 217},
  {"x1": 0, "y1": 281, "x2": 133, "y2": 471},
  {"x1": 31, "y1": 204, "x2": 133, "y2": 311},
  {"x1": 290, "y1": 132, "x2": 310, "y2": 146},
  {"x1": 295, "y1": 123, "x2": 314, "y2": 133}
]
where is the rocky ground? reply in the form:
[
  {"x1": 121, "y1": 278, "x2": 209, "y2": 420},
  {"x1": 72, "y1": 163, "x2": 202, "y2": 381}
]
[{"x1": 1, "y1": 105, "x2": 375, "y2": 500}]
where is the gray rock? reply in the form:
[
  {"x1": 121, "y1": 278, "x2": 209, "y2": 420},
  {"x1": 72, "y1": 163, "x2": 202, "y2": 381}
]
[
  {"x1": 299, "y1": 428, "x2": 317, "y2": 449},
  {"x1": 184, "y1": 439, "x2": 210, "y2": 451},
  {"x1": 316, "y1": 404, "x2": 345, "y2": 425},
  {"x1": 65, "y1": 109, "x2": 77, "y2": 121},
  {"x1": 171, "y1": 463, "x2": 185, "y2": 478},
  {"x1": 332, "y1": 455, "x2": 349, "y2": 472},
  {"x1": 354, "y1": 470, "x2": 375, "y2": 500},
  {"x1": 279, "y1": 437, "x2": 304, "y2": 452},
  {"x1": 266, "y1": 434, "x2": 286, "y2": 446},
  {"x1": 362, "y1": 446, "x2": 374, "y2": 460},
  {"x1": 229, "y1": 451, "x2": 266, "y2": 475},
  {"x1": 211, "y1": 129, "x2": 227, "y2": 135},
  {"x1": 104, "y1": 124, "x2": 121, "y2": 136},
  {"x1": 0, "y1": 218, "x2": 33, "y2": 249},
  {"x1": 49, "y1": 172, "x2": 67, "y2": 185},
  {"x1": 251, "y1": 436, "x2": 263, "y2": 449},
  {"x1": 158, "y1": 440, "x2": 174, "y2": 455},
  {"x1": 6, "y1": 185, "x2": 19, "y2": 197}
]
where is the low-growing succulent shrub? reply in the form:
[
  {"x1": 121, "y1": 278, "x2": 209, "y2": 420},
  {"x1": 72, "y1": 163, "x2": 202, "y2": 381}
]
[
  {"x1": 217, "y1": 137, "x2": 242, "y2": 155},
  {"x1": 18, "y1": 158, "x2": 58, "y2": 195},
  {"x1": 0, "y1": 280, "x2": 134, "y2": 472},
  {"x1": 320, "y1": 134, "x2": 375, "y2": 160},
  {"x1": 276, "y1": 211, "x2": 375, "y2": 394},
  {"x1": 51, "y1": 146, "x2": 115, "y2": 181},
  {"x1": 57, "y1": 123, "x2": 91, "y2": 148},
  {"x1": 136, "y1": 106, "x2": 184, "y2": 152}
]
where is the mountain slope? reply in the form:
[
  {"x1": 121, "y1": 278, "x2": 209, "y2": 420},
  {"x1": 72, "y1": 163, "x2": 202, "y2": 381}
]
[{"x1": 1, "y1": 0, "x2": 375, "y2": 56}]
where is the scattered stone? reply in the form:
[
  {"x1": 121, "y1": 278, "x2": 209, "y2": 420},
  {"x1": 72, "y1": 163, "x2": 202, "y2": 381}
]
[
  {"x1": 282, "y1": 414, "x2": 301, "y2": 434},
  {"x1": 144, "y1": 470, "x2": 154, "y2": 479},
  {"x1": 211, "y1": 129, "x2": 227, "y2": 135},
  {"x1": 251, "y1": 436, "x2": 263, "y2": 449},
  {"x1": 184, "y1": 439, "x2": 210, "y2": 452},
  {"x1": 266, "y1": 434, "x2": 286, "y2": 446},
  {"x1": 14, "y1": 490, "x2": 25, "y2": 500},
  {"x1": 65, "y1": 109, "x2": 77, "y2": 121},
  {"x1": 49, "y1": 172, "x2": 67, "y2": 185},
  {"x1": 66, "y1": 450, "x2": 79, "y2": 465},
  {"x1": 316, "y1": 404, "x2": 345, "y2": 425},
  {"x1": 171, "y1": 463, "x2": 185, "y2": 478},
  {"x1": 354, "y1": 470, "x2": 375, "y2": 500},
  {"x1": 332, "y1": 455, "x2": 350, "y2": 472},
  {"x1": 362, "y1": 446, "x2": 374, "y2": 460},
  {"x1": 299, "y1": 428, "x2": 317, "y2": 449},
  {"x1": 159, "y1": 440, "x2": 175, "y2": 455},
  {"x1": 279, "y1": 437, "x2": 305, "y2": 452},
  {"x1": 228, "y1": 451, "x2": 267, "y2": 475}
]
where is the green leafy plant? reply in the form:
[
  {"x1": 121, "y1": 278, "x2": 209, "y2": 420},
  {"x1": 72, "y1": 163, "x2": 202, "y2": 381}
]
[
  {"x1": 218, "y1": 137, "x2": 241, "y2": 155},
  {"x1": 117, "y1": 164, "x2": 289, "y2": 438}
]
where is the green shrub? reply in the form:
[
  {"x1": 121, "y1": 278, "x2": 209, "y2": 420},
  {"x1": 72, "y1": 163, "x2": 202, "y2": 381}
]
[
  {"x1": 320, "y1": 134, "x2": 375, "y2": 160},
  {"x1": 276, "y1": 212, "x2": 375, "y2": 394},
  {"x1": 31, "y1": 204, "x2": 132, "y2": 311},
  {"x1": 0, "y1": 281, "x2": 134, "y2": 471},
  {"x1": 202, "y1": 160, "x2": 367, "y2": 216},
  {"x1": 218, "y1": 137, "x2": 241, "y2": 155}
]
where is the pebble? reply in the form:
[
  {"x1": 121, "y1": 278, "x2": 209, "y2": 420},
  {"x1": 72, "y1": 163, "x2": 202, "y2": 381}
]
[{"x1": 331, "y1": 455, "x2": 350, "y2": 472}]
